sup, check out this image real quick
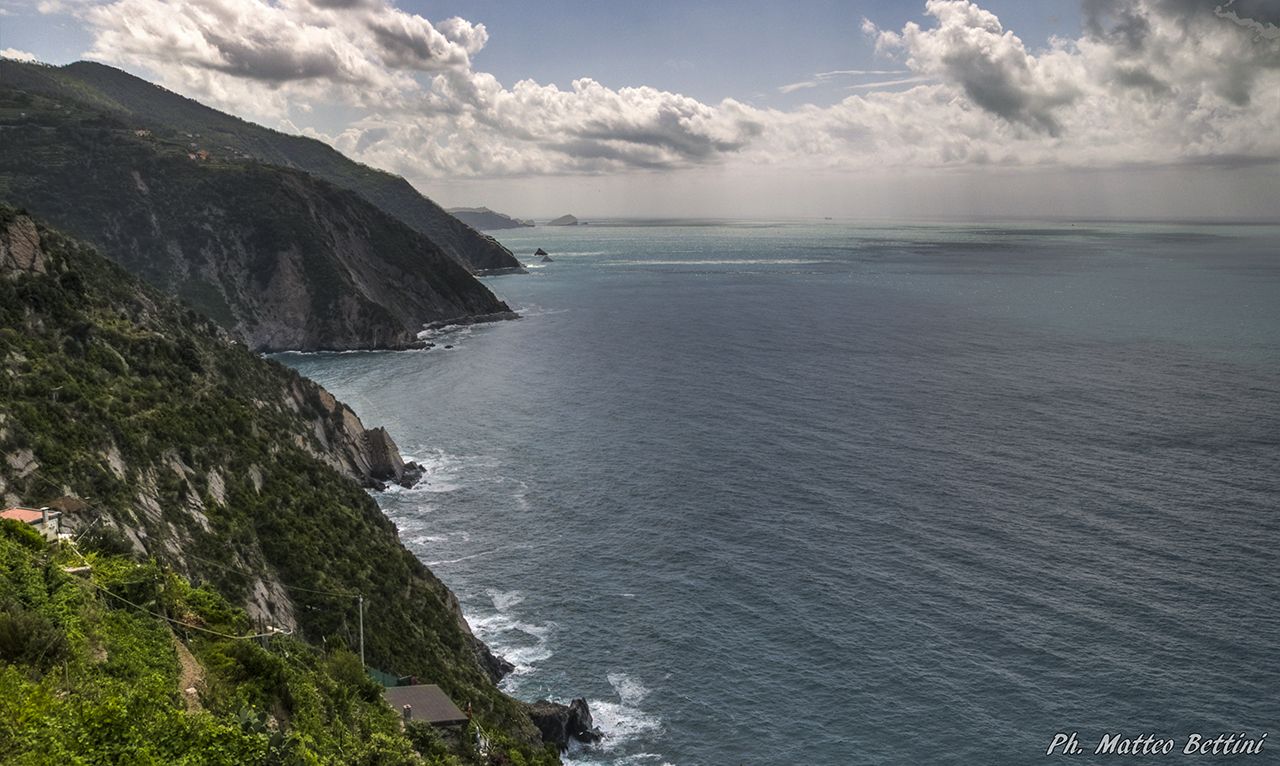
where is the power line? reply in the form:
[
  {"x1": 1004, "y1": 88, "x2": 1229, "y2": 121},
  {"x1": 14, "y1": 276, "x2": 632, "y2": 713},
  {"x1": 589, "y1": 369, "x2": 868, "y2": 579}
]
[{"x1": 89, "y1": 580, "x2": 292, "y2": 641}]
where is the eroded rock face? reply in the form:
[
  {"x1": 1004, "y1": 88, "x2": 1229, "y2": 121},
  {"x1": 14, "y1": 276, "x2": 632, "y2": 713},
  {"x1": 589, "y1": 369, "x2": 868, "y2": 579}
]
[
  {"x1": 470, "y1": 635, "x2": 516, "y2": 684},
  {"x1": 526, "y1": 698, "x2": 603, "y2": 751},
  {"x1": 288, "y1": 377, "x2": 422, "y2": 489},
  {"x1": 0, "y1": 216, "x2": 47, "y2": 277}
]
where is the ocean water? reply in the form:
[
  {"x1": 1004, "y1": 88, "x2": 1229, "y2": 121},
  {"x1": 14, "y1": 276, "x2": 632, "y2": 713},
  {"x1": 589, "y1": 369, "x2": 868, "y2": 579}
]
[{"x1": 280, "y1": 221, "x2": 1280, "y2": 765}]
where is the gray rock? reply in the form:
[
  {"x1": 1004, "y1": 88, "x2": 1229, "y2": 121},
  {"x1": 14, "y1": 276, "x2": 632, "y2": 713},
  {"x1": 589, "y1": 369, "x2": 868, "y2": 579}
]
[{"x1": 527, "y1": 698, "x2": 602, "y2": 750}]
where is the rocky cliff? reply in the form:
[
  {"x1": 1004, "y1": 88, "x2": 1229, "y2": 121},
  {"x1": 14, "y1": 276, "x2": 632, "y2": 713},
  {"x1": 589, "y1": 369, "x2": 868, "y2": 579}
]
[
  {"x1": 0, "y1": 207, "x2": 553, "y2": 760},
  {"x1": 0, "y1": 85, "x2": 515, "y2": 351},
  {"x1": 0, "y1": 60, "x2": 524, "y2": 274}
]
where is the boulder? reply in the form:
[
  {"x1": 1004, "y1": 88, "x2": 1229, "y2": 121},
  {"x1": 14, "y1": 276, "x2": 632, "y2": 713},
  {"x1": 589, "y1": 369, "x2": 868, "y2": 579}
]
[{"x1": 526, "y1": 698, "x2": 602, "y2": 750}]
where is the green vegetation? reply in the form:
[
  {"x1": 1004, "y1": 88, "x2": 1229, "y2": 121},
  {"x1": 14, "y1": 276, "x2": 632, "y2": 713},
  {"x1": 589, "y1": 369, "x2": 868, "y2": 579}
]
[
  {"x1": 0, "y1": 207, "x2": 557, "y2": 764},
  {"x1": 0, "y1": 519, "x2": 439, "y2": 764}
]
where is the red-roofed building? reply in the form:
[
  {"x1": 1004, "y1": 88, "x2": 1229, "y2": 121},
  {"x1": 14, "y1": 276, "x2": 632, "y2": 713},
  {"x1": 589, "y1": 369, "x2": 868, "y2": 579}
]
[{"x1": 1, "y1": 507, "x2": 61, "y2": 541}]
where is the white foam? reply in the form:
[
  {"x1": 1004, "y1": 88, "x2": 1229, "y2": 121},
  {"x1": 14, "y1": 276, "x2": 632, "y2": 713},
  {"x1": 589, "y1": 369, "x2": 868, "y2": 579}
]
[
  {"x1": 400, "y1": 448, "x2": 471, "y2": 493},
  {"x1": 424, "y1": 545, "x2": 508, "y2": 566},
  {"x1": 605, "y1": 258, "x2": 827, "y2": 266},
  {"x1": 564, "y1": 755, "x2": 672, "y2": 766},
  {"x1": 489, "y1": 589, "x2": 524, "y2": 612},
  {"x1": 607, "y1": 672, "x2": 650, "y2": 707},
  {"x1": 464, "y1": 589, "x2": 556, "y2": 680},
  {"x1": 508, "y1": 304, "x2": 571, "y2": 318},
  {"x1": 559, "y1": 672, "x2": 664, "y2": 761}
]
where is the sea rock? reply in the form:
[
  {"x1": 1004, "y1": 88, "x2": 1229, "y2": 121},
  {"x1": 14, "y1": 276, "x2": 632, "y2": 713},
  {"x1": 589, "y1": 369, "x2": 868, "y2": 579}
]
[
  {"x1": 526, "y1": 698, "x2": 602, "y2": 750},
  {"x1": 472, "y1": 636, "x2": 516, "y2": 683},
  {"x1": 547, "y1": 214, "x2": 579, "y2": 226}
]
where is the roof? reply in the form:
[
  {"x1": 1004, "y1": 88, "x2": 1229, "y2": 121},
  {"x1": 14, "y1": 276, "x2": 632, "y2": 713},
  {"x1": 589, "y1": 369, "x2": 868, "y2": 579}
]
[
  {"x1": 1, "y1": 507, "x2": 54, "y2": 524},
  {"x1": 383, "y1": 684, "x2": 469, "y2": 726}
]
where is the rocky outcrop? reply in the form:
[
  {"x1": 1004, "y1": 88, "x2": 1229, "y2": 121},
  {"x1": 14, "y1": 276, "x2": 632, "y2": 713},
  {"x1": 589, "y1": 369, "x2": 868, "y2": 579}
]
[
  {"x1": 470, "y1": 636, "x2": 516, "y2": 683},
  {"x1": 547, "y1": 214, "x2": 579, "y2": 226},
  {"x1": 0, "y1": 215, "x2": 46, "y2": 277},
  {"x1": 527, "y1": 698, "x2": 602, "y2": 751},
  {"x1": 365, "y1": 427, "x2": 424, "y2": 488},
  {"x1": 294, "y1": 380, "x2": 422, "y2": 489},
  {"x1": 439, "y1": 586, "x2": 515, "y2": 684}
]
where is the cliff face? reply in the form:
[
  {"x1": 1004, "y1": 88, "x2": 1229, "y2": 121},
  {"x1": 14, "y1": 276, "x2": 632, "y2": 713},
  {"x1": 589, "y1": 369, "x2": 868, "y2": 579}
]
[
  {"x1": 1, "y1": 60, "x2": 525, "y2": 274},
  {"x1": 0, "y1": 208, "x2": 549, "y2": 757},
  {"x1": 0, "y1": 90, "x2": 514, "y2": 351}
]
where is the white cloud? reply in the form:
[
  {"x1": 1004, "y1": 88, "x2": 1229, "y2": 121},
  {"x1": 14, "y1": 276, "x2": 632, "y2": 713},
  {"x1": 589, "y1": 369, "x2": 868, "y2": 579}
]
[
  {"x1": 0, "y1": 48, "x2": 38, "y2": 62},
  {"x1": 872, "y1": 0, "x2": 1081, "y2": 134},
  {"x1": 846, "y1": 76, "x2": 933, "y2": 90},
  {"x1": 779, "y1": 68, "x2": 910, "y2": 93},
  {"x1": 75, "y1": 0, "x2": 1280, "y2": 184}
]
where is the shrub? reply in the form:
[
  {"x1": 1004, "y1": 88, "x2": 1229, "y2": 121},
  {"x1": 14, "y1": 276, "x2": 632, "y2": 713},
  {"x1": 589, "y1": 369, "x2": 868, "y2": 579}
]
[{"x1": 0, "y1": 607, "x2": 68, "y2": 670}]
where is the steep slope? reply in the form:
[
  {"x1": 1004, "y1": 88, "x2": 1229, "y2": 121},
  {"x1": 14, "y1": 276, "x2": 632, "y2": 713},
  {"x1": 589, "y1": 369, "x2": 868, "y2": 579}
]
[
  {"x1": 0, "y1": 85, "x2": 515, "y2": 352},
  {"x1": 0, "y1": 524, "x2": 437, "y2": 764},
  {"x1": 0, "y1": 60, "x2": 524, "y2": 274},
  {"x1": 0, "y1": 206, "x2": 554, "y2": 761},
  {"x1": 448, "y1": 207, "x2": 534, "y2": 231}
]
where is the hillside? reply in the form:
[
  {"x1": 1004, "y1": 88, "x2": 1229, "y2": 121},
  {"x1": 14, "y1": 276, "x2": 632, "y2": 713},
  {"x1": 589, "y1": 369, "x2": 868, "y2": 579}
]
[
  {"x1": 0, "y1": 521, "x2": 440, "y2": 764},
  {"x1": 447, "y1": 208, "x2": 534, "y2": 231},
  {"x1": 0, "y1": 206, "x2": 557, "y2": 763},
  {"x1": 0, "y1": 60, "x2": 523, "y2": 274},
  {"x1": 0, "y1": 83, "x2": 515, "y2": 352}
]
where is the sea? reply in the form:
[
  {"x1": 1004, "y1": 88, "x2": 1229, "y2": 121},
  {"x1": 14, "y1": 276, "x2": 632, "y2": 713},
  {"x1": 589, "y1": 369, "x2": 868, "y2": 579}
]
[{"x1": 279, "y1": 221, "x2": 1280, "y2": 765}]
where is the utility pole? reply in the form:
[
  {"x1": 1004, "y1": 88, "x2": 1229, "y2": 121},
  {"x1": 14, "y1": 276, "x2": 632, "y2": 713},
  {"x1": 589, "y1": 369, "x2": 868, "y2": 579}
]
[{"x1": 358, "y1": 594, "x2": 365, "y2": 667}]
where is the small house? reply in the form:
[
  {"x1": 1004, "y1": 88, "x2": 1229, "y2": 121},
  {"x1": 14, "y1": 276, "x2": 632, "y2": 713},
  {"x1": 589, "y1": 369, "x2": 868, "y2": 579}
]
[
  {"x1": 1, "y1": 506, "x2": 61, "y2": 541},
  {"x1": 383, "y1": 684, "x2": 469, "y2": 727}
]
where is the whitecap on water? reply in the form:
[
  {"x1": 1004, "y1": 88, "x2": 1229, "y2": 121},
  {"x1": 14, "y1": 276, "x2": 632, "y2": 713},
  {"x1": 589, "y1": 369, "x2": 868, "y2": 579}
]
[
  {"x1": 562, "y1": 672, "x2": 663, "y2": 762},
  {"x1": 464, "y1": 589, "x2": 556, "y2": 683},
  {"x1": 399, "y1": 448, "x2": 471, "y2": 493}
]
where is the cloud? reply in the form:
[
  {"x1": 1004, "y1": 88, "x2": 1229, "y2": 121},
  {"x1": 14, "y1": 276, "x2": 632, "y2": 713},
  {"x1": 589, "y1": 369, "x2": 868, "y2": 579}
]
[
  {"x1": 0, "y1": 48, "x2": 38, "y2": 62},
  {"x1": 1080, "y1": 0, "x2": 1280, "y2": 106},
  {"x1": 779, "y1": 68, "x2": 910, "y2": 93},
  {"x1": 872, "y1": 0, "x2": 1080, "y2": 134},
  {"x1": 75, "y1": 0, "x2": 1280, "y2": 182},
  {"x1": 84, "y1": 0, "x2": 482, "y2": 104},
  {"x1": 846, "y1": 76, "x2": 933, "y2": 90},
  {"x1": 778, "y1": 80, "x2": 819, "y2": 94}
]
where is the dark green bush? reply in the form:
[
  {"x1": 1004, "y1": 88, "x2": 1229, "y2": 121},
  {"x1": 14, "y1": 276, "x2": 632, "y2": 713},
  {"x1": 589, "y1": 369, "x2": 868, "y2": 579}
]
[{"x1": 0, "y1": 607, "x2": 67, "y2": 670}]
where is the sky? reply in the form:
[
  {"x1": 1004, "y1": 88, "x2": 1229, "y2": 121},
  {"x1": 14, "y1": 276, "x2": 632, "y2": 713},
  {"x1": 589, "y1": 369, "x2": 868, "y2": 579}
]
[{"x1": 1, "y1": 0, "x2": 1278, "y2": 220}]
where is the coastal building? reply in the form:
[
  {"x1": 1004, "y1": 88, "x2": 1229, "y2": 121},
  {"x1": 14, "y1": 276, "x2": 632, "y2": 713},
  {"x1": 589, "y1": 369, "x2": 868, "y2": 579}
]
[
  {"x1": 1, "y1": 506, "x2": 61, "y2": 541},
  {"x1": 383, "y1": 684, "x2": 469, "y2": 727}
]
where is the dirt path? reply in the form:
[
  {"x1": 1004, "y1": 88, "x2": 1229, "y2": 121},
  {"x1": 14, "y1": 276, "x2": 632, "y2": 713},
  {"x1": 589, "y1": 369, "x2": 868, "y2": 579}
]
[{"x1": 172, "y1": 633, "x2": 205, "y2": 712}]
